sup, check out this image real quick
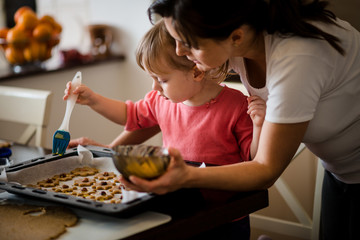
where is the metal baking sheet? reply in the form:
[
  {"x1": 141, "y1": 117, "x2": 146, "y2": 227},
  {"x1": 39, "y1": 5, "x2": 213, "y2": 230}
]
[{"x1": 0, "y1": 145, "x2": 156, "y2": 217}]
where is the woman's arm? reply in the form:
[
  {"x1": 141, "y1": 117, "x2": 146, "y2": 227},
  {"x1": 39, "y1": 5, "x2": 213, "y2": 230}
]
[{"x1": 121, "y1": 121, "x2": 309, "y2": 194}]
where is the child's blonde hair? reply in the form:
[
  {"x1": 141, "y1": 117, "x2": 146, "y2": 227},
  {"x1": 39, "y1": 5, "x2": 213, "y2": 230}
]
[
  {"x1": 136, "y1": 19, "x2": 228, "y2": 82},
  {"x1": 136, "y1": 19, "x2": 194, "y2": 75}
]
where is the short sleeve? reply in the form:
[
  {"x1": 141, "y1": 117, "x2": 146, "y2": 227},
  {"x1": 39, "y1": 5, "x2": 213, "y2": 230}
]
[
  {"x1": 266, "y1": 52, "x2": 331, "y2": 123},
  {"x1": 125, "y1": 91, "x2": 159, "y2": 131}
]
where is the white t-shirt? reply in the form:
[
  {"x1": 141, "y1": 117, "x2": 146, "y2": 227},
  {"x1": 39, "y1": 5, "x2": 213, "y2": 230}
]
[
  {"x1": 229, "y1": 57, "x2": 269, "y2": 101},
  {"x1": 230, "y1": 18, "x2": 360, "y2": 184}
]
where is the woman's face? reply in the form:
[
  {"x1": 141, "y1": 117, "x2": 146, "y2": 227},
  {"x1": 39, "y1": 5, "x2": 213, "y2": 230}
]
[{"x1": 164, "y1": 17, "x2": 233, "y2": 72}]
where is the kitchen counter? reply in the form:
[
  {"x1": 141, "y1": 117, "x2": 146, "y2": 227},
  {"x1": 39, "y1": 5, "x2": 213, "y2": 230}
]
[{"x1": 0, "y1": 51, "x2": 125, "y2": 81}]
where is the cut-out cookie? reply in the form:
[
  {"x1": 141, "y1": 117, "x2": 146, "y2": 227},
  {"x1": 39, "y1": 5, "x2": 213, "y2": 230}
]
[
  {"x1": 92, "y1": 181, "x2": 115, "y2": 190},
  {"x1": 70, "y1": 166, "x2": 99, "y2": 176},
  {"x1": 94, "y1": 171, "x2": 117, "y2": 180},
  {"x1": 74, "y1": 177, "x2": 95, "y2": 187},
  {"x1": 37, "y1": 178, "x2": 59, "y2": 187}
]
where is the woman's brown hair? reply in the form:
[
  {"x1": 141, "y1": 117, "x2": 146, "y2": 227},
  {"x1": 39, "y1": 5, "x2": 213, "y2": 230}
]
[
  {"x1": 148, "y1": 0, "x2": 344, "y2": 55},
  {"x1": 136, "y1": 19, "x2": 228, "y2": 82}
]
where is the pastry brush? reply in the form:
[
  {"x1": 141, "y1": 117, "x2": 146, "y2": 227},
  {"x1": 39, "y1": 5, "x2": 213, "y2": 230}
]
[{"x1": 52, "y1": 71, "x2": 82, "y2": 155}]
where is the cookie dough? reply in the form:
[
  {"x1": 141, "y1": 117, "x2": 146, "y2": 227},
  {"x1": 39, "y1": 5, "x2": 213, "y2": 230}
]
[{"x1": 0, "y1": 204, "x2": 78, "y2": 240}]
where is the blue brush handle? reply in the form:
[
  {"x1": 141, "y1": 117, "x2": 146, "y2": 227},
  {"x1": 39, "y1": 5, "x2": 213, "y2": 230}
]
[{"x1": 59, "y1": 71, "x2": 82, "y2": 131}]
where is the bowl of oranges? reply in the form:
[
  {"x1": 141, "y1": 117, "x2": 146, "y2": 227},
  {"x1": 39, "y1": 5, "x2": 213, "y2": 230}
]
[{"x1": 0, "y1": 6, "x2": 62, "y2": 68}]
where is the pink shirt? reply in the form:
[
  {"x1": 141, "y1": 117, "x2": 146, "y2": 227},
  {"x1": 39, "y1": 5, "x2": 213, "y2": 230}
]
[{"x1": 125, "y1": 86, "x2": 252, "y2": 165}]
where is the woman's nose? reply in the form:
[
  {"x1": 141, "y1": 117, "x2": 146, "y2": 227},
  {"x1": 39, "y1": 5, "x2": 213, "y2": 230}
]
[{"x1": 176, "y1": 41, "x2": 189, "y2": 56}]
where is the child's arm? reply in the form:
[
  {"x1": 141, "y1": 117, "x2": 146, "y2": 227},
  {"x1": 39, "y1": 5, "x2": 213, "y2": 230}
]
[
  {"x1": 63, "y1": 81, "x2": 127, "y2": 125},
  {"x1": 108, "y1": 126, "x2": 161, "y2": 148},
  {"x1": 67, "y1": 125, "x2": 161, "y2": 149},
  {"x1": 247, "y1": 95, "x2": 266, "y2": 159}
]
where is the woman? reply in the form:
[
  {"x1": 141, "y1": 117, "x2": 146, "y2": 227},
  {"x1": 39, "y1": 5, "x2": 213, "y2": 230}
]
[{"x1": 121, "y1": 1, "x2": 360, "y2": 239}]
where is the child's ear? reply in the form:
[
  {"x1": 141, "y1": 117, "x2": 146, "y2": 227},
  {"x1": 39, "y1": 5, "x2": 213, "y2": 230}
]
[{"x1": 193, "y1": 66, "x2": 205, "y2": 81}]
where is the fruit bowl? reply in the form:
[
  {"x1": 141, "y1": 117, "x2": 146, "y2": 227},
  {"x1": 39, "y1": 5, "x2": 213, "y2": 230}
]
[
  {"x1": 112, "y1": 145, "x2": 170, "y2": 180},
  {"x1": 0, "y1": 6, "x2": 62, "y2": 67},
  {"x1": 0, "y1": 35, "x2": 60, "y2": 67}
]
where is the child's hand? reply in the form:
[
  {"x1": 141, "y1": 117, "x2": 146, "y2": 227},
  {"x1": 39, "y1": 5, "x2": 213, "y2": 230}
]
[
  {"x1": 67, "y1": 137, "x2": 109, "y2": 149},
  {"x1": 247, "y1": 95, "x2": 266, "y2": 128},
  {"x1": 63, "y1": 82, "x2": 96, "y2": 106}
]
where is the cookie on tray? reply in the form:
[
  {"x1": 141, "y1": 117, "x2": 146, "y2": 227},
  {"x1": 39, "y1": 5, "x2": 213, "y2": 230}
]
[
  {"x1": 71, "y1": 166, "x2": 99, "y2": 176},
  {"x1": 92, "y1": 180, "x2": 115, "y2": 190},
  {"x1": 52, "y1": 184, "x2": 76, "y2": 193},
  {"x1": 71, "y1": 187, "x2": 96, "y2": 197},
  {"x1": 90, "y1": 190, "x2": 114, "y2": 201},
  {"x1": 109, "y1": 197, "x2": 122, "y2": 204},
  {"x1": 94, "y1": 171, "x2": 117, "y2": 180},
  {"x1": 109, "y1": 185, "x2": 122, "y2": 194},
  {"x1": 53, "y1": 173, "x2": 75, "y2": 181},
  {"x1": 37, "y1": 178, "x2": 60, "y2": 188},
  {"x1": 111, "y1": 176, "x2": 121, "y2": 183},
  {"x1": 74, "y1": 177, "x2": 95, "y2": 187}
]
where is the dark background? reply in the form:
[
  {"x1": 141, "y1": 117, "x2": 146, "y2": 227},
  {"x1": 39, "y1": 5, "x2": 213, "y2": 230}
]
[{"x1": 4, "y1": 0, "x2": 36, "y2": 28}]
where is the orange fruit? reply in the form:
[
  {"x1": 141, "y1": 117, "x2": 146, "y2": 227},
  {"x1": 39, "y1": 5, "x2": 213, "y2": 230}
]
[
  {"x1": 16, "y1": 10, "x2": 38, "y2": 31},
  {"x1": 5, "y1": 46, "x2": 25, "y2": 65},
  {"x1": 24, "y1": 40, "x2": 41, "y2": 62},
  {"x1": 42, "y1": 47, "x2": 53, "y2": 61},
  {"x1": 53, "y1": 22, "x2": 62, "y2": 34},
  {"x1": 39, "y1": 15, "x2": 56, "y2": 27},
  {"x1": 33, "y1": 23, "x2": 53, "y2": 42},
  {"x1": 39, "y1": 15, "x2": 62, "y2": 34},
  {"x1": 23, "y1": 41, "x2": 48, "y2": 62},
  {"x1": 14, "y1": 6, "x2": 34, "y2": 24},
  {"x1": 48, "y1": 32, "x2": 60, "y2": 47},
  {"x1": 6, "y1": 27, "x2": 29, "y2": 49},
  {"x1": 37, "y1": 42, "x2": 48, "y2": 60},
  {"x1": 0, "y1": 27, "x2": 9, "y2": 39}
]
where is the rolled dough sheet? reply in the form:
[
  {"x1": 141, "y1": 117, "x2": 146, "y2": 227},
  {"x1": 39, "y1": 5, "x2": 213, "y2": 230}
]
[{"x1": 0, "y1": 192, "x2": 171, "y2": 240}]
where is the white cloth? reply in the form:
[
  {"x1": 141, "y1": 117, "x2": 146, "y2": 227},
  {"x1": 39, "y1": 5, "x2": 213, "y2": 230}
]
[
  {"x1": 0, "y1": 158, "x2": 11, "y2": 192},
  {"x1": 230, "y1": 18, "x2": 360, "y2": 183}
]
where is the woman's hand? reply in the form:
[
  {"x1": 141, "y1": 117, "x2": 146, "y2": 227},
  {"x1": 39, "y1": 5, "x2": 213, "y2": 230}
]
[
  {"x1": 63, "y1": 82, "x2": 97, "y2": 106},
  {"x1": 67, "y1": 137, "x2": 109, "y2": 149},
  {"x1": 247, "y1": 95, "x2": 266, "y2": 128},
  {"x1": 120, "y1": 147, "x2": 191, "y2": 195}
]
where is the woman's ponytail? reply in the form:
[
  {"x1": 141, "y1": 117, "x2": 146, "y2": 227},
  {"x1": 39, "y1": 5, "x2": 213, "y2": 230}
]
[{"x1": 267, "y1": 0, "x2": 344, "y2": 55}]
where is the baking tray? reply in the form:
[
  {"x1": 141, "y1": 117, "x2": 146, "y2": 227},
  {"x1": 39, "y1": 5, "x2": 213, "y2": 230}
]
[{"x1": 0, "y1": 145, "x2": 156, "y2": 217}]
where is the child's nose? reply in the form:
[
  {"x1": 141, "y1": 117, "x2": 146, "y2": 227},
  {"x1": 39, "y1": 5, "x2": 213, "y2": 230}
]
[{"x1": 152, "y1": 80, "x2": 162, "y2": 91}]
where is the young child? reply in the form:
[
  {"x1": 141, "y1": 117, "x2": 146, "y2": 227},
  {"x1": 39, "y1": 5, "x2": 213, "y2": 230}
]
[
  {"x1": 65, "y1": 20, "x2": 265, "y2": 164},
  {"x1": 64, "y1": 19, "x2": 266, "y2": 239}
]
